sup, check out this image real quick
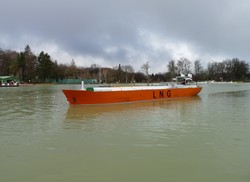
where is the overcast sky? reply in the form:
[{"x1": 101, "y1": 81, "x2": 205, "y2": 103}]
[{"x1": 1, "y1": 0, "x2": 250, "y2": 73}]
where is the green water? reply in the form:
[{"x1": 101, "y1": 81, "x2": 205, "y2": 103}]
[{"x1": 0, "y1": 83, "x2": 250, "y2": 182}]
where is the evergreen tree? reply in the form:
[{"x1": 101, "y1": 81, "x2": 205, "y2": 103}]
[
  {"x1": 23, "y1": 45, "x2": 37, "y2": 82},
  {"x1": 36, "y1": 51, "x2": 53, "y2": 82}
]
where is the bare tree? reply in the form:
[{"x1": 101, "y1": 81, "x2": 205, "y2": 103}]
[
  {"x1": 141, "y1": 61, "x2": 150, "y2": 85},
  {"x1": 194, "y1": 59, "x2": 203, "y2": 81},
  {"x1": 167, "y1": 60, "x2": 177, "y2": 80},
  {"x1": 177, "y1": 58, "x2": 191, "y2": 75},
  {"x1": 122, "y1": 65, "x2": 134, "y2": 83},
  {"x1": 89, "y1": 64, "x2": 100, "y2": 80}
]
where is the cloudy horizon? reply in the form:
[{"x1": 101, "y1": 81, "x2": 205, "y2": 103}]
[{"x1": 1, "y1": 0, "x2": 250, "y2": 73}]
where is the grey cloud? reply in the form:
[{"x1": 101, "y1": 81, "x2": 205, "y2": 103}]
[{"x1": 1, "y1": 0, "x2": 250, "y2": 72}]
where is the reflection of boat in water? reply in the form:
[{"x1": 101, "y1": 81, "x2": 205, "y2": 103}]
[
  {"x1": 65, "y1": 96, "x2": 201, "y2": 120},
  {"x1": 62, "y1": 76, "x2": 202, "y2": 105}
]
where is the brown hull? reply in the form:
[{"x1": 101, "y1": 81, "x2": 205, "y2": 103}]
[{"x1": 62, "y1": 87, "x2": 202, "y2": 105}]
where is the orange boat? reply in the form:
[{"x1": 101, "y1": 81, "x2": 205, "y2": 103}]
[{"x1": 62, "y1": 79, "x2": 202, "y2": 105}]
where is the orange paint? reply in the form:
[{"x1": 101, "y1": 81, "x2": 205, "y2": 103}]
[{"x1": 62, "y1": 86, "x2": 202, "y2": 105}]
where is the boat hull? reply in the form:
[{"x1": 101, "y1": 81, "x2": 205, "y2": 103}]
[
  {"x1": 62, "y1": 87, "x2": 202, "y2": 105},
  {"x1": 0, "y1": 84, "x2": 19, "y2": 87}
]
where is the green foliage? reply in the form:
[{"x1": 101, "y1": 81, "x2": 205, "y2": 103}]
[{"x1": 36, "y1": 51, "x2": 54, "y2": 82}]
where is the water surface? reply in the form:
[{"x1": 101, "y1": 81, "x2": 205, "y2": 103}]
[{"x1": 0, "y1": 83, "x2": 250, "y2": 182}]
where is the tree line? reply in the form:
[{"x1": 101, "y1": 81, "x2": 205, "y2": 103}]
[
  {"x1": 166, "y1": 58, "x2": 249, "y2": 82},
  {"x1": 0, "y1": 45, "x2": 249, "y2": 83}
]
